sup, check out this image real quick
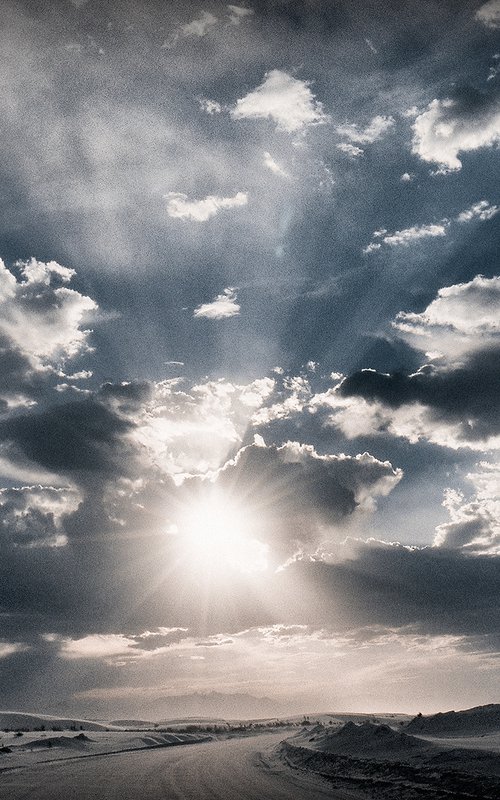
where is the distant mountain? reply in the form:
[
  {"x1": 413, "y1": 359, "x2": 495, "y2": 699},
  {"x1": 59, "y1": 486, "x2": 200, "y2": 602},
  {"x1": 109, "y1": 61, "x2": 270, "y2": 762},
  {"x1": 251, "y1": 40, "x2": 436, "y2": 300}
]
[
  {"x1": 406, "y1": 704, "x2": 500, "y2": 736},
  {"x1": 157, "y1": 691, "x2": 284, "y2": 721}
]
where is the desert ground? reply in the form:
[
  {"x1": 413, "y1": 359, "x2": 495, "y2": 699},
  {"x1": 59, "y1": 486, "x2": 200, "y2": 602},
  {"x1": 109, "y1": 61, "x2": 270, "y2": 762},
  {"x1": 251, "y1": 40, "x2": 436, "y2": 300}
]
[{"x1": 2, "y1": 706, "x2": 500, "y2": 799}]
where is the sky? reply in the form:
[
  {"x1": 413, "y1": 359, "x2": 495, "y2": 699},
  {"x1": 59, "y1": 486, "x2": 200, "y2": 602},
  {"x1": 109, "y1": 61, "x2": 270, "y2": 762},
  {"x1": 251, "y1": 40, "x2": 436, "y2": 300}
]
[{"x1": 0, "y1": 0, "x2": 500, "y2": 719}]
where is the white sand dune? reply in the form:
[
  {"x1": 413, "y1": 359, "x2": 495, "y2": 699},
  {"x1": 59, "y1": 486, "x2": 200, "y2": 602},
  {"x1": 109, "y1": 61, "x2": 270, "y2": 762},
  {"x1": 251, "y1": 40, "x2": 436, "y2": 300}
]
[
  {"x1": 405, "y1": 703, "x2": 500, "y2": 736},
  {"x1": 297, "y1": 720, "x2": 432, "y2": 759},
  {"x1": 0, "y1": 711, "x2": 121, "y2": 732}
]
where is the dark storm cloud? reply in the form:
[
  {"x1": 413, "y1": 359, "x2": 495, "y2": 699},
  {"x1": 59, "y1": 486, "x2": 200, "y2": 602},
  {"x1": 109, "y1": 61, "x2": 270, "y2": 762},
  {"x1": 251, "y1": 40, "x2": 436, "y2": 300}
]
[
  {"x1": 0, "y1": 398, "x2": 137, "y2": 478},
  {"x1": 277, "y1": 542, "x2": 500, "y2": 641},
  {"x1": 216, "y1": 441, "x2": 400, "y2": 520},
  {"x1": 338, "y1": 346, "x2": 500, "y2": 444},
  {"x1": 98, "y1": 381, "x2": 153, "y2": 414},
  {"x1": 0, "y1": 335, "x2": 41, "y2": 411},
  {"x1": 204, "y1": 440, "x2": 402, "y2": 559},
  {"x1": 0, "y1": 486, "x2": 78, "y2": 548}
]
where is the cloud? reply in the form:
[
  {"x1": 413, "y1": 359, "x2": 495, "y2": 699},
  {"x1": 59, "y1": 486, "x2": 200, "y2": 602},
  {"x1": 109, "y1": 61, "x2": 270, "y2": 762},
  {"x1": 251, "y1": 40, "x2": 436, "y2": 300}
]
[
  {"x1": 321, "y1": 276, "x2": 500, "y2": 451},
  {"x1": 133, "y1": 376, "x2": 275, "y2": 477},
  {"x1": 211, "y1": 441, "x2": 402, "y2": 561},
  {"x1": 364, "y1": 200, "x2": 497, "y2": 253},
  {"x1": 393, "y1": 274, "x2": 500, "y2": 359},
  {"x1": 0, "y1": 259, "x2": 97, "y2": 411},
  {"x1": 263, "y1": 151, "x2": 289, "y2": 177},
  {"x1": 252, "y1": 375, "x2": 311, "y2": 425},
  {"x1": 227, "y1": 5, "x2": 254, "y2": 25},
  {"x1": 412, "y1": 94, "x2": 500, "y2": 171},
  {"x1": 336, "y1": 348, "x2": 500, "y2": 449},
  {"x1": 456, "y1": 199, "x2": 499, "y2": 222},
  {"x1": 363, "y1": 222, "x2": 448, "y2": 253},
  {"x1": 0, "y1": 258, "x2": 96, "y2": 364},
  {"x1": 0, "y1": 398, "x2": 139, "y2": 481},
  {"x1": 476, "y1": 0, "x2": 500, "y2": 29},
  {"x1": 199, "y1": 98, "x2": 222, "y2": 115},
  {"x1": 278, "y1": 542, "x2": 500, "y2": 644},
  {"x1": 165, "y1": 191, "x2": 248, "y2": 221},
  {"x1": 400, "y1": 172, "x2": 415, "y2": 182},
  {"x1": 0, "y1": 486, "x2": 80, "y2": 549},
  {"x1": 434, "y1": 463, "x2": 500, "y2": 553},
  {"x1": 336, "y1": 114, "x2": 394, "y2": 144},
  {"x1": 488, "y1": 54, "x2": 500, "y2": 82},
  {"x1": 181, "y1": 11, "x2": 218, "y2": 37},
  {"x1": 231, "y1": 70, "x2": 328, "y2": 133},
  {"x1": 337, "y1": 142, "x2": 364, "y2": 158},
  {"x1": 163, "y1": 11, "x2": 218, "y2": 48},
  {"x1": 60, "y1": 633, "x2": 138, "y2": 660},
  {"x1": 193, "y1": 287, "x2": 241, "y2": 320}
]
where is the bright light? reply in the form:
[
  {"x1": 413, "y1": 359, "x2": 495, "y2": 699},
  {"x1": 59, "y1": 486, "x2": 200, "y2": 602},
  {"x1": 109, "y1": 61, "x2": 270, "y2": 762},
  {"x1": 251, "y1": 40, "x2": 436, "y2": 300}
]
[{"x1": 178, "y1": 491, "x2": 268, "y2": 574}]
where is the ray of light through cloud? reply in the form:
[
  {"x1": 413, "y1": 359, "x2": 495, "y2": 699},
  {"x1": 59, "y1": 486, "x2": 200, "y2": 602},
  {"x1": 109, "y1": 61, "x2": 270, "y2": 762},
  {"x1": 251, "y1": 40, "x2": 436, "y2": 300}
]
[{"x1": 0, "y1": 2, "x2": 499, "y2": 757}]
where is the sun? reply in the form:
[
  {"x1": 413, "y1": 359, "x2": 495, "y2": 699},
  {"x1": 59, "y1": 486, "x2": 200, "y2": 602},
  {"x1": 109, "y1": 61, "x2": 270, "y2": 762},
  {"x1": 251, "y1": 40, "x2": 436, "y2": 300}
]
[{"x1": 177, "y1": 490, "x2": 268, "y2": 574}]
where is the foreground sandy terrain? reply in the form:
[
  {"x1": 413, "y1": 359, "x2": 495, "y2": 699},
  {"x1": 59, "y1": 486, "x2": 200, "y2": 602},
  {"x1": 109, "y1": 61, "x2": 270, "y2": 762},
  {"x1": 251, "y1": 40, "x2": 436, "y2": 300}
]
[
  {"x1": 281, "y1": 723, "x2": 500, "y2": 800},
  {"x1": 3, "y1": 717, "x2": 500, "y2": 799},
  {"x1": 0, "y1": 733, "x2": 345, "y2": 800}
]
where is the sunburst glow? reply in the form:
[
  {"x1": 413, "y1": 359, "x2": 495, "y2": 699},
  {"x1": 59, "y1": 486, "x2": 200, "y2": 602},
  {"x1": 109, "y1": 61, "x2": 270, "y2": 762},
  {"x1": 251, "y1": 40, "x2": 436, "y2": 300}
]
[{"x1": 178, "y1": 491, "x2": 268, "y2": 574}]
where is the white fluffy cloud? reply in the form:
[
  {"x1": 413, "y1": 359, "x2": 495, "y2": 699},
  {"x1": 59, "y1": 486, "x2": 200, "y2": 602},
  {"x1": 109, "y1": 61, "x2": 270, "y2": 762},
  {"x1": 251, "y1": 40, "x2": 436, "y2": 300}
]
[
  {"x1": 393, "y1": 274, "x2": 500, "y2": 360},
  {"x1": 193, "y1": 287, "x2": 240, "y2": 320},
  {"x1": 165, "y1": 191, "x2": 248, "y2": 221},
  {"x1": 337, "y1": 114, "x2": 394, "y2": 144},
  {"x1": 363, "y1": 222, "x2": 448, "y2": 253},
  {"x1": 337, "y1": 142, "x2": 364, "y2": 158},
  {"x1": 231, "y1": 70, "x2": 328, "y2": 133},
  {"x1": 317, "y1": 275, "x2": 500, "y2": 451},
  {"x1": 412, "y1": 97, "x2": 500, "y2": 171},
  {"x1": 133, "y1": 376, "x2": 275, "y2": 477},
  {"x1": 364, "y1": 199, "x2": 498, "y2": 254},
  {"x1": 456, "y1": 200, "x2": 499, "y2": 223},
  {"x1": 0, "y1": 258, "x2": 96, "y2": 366},
  {"x1": 435, "y1": 463, "x2": 500, "y2": 553},
  {"x1": 476, "y1": 0, "x2": 500, "y2": 29},
  {"x1": 199, "y1": 98, "x2": 222, "y2": 115}
]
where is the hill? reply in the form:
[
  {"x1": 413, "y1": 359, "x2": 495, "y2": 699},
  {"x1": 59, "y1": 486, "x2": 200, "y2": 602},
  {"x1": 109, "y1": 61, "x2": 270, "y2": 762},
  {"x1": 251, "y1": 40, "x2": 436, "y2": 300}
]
[
  {"x1": 297, "y1": 721, "x2": 433, "y2": 760},
  {"x1": 406, "y1": 704, "x2": 500, "y2": 736},
  {"x1": 0, "y1": 711, "x2": 119, "y2": 732}
]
